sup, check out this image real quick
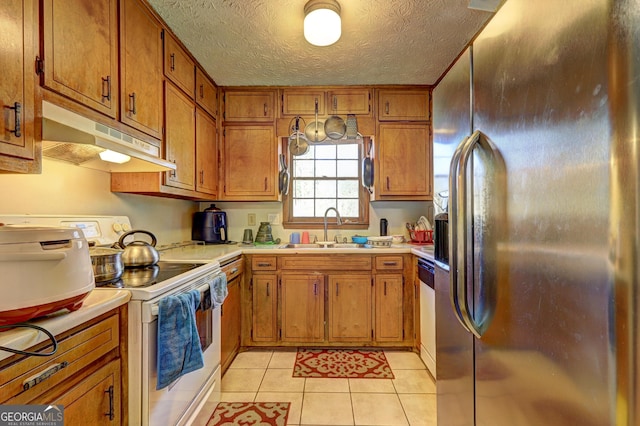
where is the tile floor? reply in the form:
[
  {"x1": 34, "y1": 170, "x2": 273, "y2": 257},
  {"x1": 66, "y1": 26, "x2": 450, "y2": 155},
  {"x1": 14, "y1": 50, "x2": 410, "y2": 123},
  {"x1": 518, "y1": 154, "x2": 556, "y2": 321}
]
[{"x1": 193, "y1": 349, "x2": 437, "y2": 426}]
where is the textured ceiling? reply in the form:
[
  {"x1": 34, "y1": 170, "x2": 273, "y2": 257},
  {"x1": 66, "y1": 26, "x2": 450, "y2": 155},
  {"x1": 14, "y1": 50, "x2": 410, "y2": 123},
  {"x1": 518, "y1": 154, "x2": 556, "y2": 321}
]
[{"x1": 146, "y1": 0, "x2": 495, "y2": 86}]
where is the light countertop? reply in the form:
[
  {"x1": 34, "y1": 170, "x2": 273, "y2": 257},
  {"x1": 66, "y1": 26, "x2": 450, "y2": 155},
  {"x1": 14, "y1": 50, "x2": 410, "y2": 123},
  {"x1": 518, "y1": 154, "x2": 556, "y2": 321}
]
[
  {"x1": 0, "y1": 290, "x2": 130, "y2": 362},
  {"x1": 159, "y1": 243, "x2": 435, "y2": 263}
]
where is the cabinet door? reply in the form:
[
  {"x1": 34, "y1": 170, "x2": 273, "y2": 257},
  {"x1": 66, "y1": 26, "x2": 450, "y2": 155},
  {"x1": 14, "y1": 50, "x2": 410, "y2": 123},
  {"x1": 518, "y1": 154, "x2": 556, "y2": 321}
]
[
  {"x1": 221, "y1": 276, "x2": 241, "y2": 372},
  {"x1": 224, "y1": 90, "x2": 275, "y2": 122},
  {"x1": 281, "y1": 90, "x2": 325, "y2": 116},
  {"x1": 281, "y1": 274, "x2": 324, "y2": 343},
  {"x1": 252, "y1": 274, "x2": 278, "y2": 342},
  {"x1": 377, "y1": 123, "x2": 432, "y2": 198},
  {"x1": 195, "y1": 107, "x2": 218, "y2": 195},
  {"x1": 50, "y1": 360, "x2": 121, "y2": 425},
  {"x1": 328, "y1": 89, "x2": 371, "y2": 115},
  {"x1": 0, "y1": 0, "x2": 36, "y2": 169},
  {"x1": 120, "y1": 0, "x2": 163, "y2": 138},
  {"x1": 164, "y1": 31, "x2": 195, "y2": 98},
  {"x1": 377, "y1": 90, "x2": 430, "y2": 121},
  {"x1": 328, "y1": 274, "x2": 372, "y2": 342},
  {"x1": 196, "y1": 67, "x2": 218, "y2": 119},
  {"x1": 164, "y1": 82, "x2": 195, "y2": 190},
  {"x1": 222, "y1": 125, "x2": 277, "y2": 200},
  {"x1": 41, "y1": 0, "x2": 118, "y2": 118},
  {"x1": 375, "y1": 274, "x2": 404, "y2": 342}
]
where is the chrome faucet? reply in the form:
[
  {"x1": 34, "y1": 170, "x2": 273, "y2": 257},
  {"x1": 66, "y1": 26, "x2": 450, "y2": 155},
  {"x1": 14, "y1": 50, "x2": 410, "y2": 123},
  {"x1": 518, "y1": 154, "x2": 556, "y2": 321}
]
[{"x1": 323, "y1": 207, "x2": 342, "y2": 242}]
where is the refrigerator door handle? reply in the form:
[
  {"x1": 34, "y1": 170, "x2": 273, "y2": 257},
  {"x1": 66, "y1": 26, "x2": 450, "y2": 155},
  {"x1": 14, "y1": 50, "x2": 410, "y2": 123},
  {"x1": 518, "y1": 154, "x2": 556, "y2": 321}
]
[
  {"x1": 449, "y1": 135, "x2": 473, "y2": 333},
  {"x1": 458, "y1": 130, "x2": 500, "y2": 338}
]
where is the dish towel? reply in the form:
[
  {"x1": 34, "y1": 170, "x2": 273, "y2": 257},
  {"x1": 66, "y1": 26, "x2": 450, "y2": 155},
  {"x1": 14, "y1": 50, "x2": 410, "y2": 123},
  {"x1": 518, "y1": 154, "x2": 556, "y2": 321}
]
[
  {"x1": 156, "y1": 289, "x2": 204, "y2": 390},
  {"x1": 210, "y1": 273, "x2": 228, "y2": 308}
]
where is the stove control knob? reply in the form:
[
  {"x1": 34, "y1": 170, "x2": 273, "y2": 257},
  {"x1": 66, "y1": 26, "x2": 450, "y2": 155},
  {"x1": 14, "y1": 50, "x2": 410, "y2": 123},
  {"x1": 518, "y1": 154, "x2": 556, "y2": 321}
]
[
  {"x1": 122, "y1": 223, "x2": 131, "y2": 232},
  {"x1": 112, "y1": 223, "x2": 122, "y2": 233}
]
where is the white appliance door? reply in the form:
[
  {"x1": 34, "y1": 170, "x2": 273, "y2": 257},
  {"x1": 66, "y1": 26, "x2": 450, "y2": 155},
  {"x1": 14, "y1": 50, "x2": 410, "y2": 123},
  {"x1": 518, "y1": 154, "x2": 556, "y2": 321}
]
[{"x1": 142, "y1": 298, "x2": 221, "y2": 425}]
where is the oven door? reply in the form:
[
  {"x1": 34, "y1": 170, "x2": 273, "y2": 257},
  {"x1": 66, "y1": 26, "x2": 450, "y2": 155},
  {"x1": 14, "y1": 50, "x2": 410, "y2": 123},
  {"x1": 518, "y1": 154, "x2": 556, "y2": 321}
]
[{"x1": 141, "y1": 276, "x2": 222, "y2": 426}]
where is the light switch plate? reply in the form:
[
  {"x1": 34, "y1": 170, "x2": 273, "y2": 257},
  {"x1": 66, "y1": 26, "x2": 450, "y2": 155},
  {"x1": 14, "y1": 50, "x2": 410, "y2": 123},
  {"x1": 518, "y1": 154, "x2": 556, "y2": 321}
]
[
  {"x1": 268, "y1": 213, "x2": 280, "y2": 225},
  {"x1": 248, "y1": 213, "x2": 256, "y2": 226}
]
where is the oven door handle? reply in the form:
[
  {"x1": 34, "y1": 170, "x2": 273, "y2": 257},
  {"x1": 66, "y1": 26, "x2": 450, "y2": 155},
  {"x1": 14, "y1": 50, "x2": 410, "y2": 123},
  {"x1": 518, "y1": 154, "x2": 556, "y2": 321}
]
[{"x1": 150, "y1": 282, "x2": 212, "y2": 318}]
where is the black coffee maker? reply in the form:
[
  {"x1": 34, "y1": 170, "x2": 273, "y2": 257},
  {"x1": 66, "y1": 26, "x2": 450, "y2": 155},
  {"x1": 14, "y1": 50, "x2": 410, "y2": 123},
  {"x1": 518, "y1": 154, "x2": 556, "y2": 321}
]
[{"x1": 192, "y1": 204, "x2": 228, "y2": 244}]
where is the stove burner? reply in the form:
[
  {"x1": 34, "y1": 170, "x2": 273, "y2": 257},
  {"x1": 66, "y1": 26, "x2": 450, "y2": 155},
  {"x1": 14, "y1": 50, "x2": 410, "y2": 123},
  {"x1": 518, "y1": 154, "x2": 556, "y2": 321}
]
[{"x1": 97, "y1": 261, "x2": 205, "y2": 288}]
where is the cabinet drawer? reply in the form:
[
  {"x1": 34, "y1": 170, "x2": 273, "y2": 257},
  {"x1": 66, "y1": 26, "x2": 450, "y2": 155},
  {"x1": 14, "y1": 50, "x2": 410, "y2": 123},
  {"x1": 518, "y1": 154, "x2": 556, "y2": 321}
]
[
  {"x1": 222, "y1": 257, "x2": 244, "y2": 281},
  {"x1": 279, "y1": 255, "x2": 372, "y2": 271},
  {"x1": 251, "y1": 256, "x2": 277, "y2": 271},
  {"x1": 0, "y1": 314, "x2": 119, "y2": 404},
  {"x1": 375, "y1": 256, "x2": 404, "y2": 270}
]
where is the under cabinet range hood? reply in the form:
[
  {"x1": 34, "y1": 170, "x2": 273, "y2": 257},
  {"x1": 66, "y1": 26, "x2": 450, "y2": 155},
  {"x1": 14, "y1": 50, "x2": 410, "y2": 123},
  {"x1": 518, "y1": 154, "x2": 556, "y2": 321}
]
[{"x1": 41, "y1": 101, "x2": 176, "y2": 173}]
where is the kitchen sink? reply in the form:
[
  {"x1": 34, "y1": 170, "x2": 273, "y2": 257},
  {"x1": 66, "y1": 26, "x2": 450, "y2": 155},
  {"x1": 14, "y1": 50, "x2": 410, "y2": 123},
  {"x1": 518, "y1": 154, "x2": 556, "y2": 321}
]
[{"x1": 281, "y1": 243, "x2": 365, "y2": 249}]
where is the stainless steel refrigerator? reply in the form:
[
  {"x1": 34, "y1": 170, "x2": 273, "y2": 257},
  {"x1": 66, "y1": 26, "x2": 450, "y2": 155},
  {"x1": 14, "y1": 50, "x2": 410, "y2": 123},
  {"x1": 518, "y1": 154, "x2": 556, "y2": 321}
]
[{"x1": 432, "y1": 0, "x2": 639, "y2": 425}]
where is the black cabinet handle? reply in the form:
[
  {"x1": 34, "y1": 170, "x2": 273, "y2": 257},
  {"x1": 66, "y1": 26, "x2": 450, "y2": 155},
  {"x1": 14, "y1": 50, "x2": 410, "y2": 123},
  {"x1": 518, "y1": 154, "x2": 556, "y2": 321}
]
[
  {"x1": 170, "y1": 53, "x2": 176, "y2": 71},
  {"x1": 105, "y1": 385, "x2": 115, "y2": 420},
  {"x1": 102, "y1": 76, "x2": 111, "y2": 101},
  {"x1": 129, "y1": 93, "x2": 137, "y2": 115},
  {"x1": 266, "y1": 282, "x2": 270, "y2": 297},
  {"x1": 199, "y1": 84, "x2": 204, "y2": 99},
  {"x1": 8, "y1": 102, "x2": 21, "y2": 137}
]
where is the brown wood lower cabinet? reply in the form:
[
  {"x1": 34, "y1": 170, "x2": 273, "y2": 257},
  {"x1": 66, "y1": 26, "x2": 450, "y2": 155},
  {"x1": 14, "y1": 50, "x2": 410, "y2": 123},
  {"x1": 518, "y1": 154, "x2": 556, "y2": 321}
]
[
  {"x1": 281, "y1": 274, "x2": 324, "y2": 343},
  {"x1": 328, "y1": 274, "x2": 372, "y2": 342},
  {"x1": 251, "y1": 274, "x2": 278, "y2": 342},
  {"x1": 53, "y1": 360, "x2": 121, "y2": 425},
  {"x1": 375, "y1": 274, "x2": 404, "y2": 342},
  {"x1": 243, "y1": 254, "x2": 414, "y2": 348},
  {"x1": 0, "y1": 308, "x2": 125, "y2": 424},
  {"x1": 221, "y1": 274, "x2": 242, "y2": 373}
]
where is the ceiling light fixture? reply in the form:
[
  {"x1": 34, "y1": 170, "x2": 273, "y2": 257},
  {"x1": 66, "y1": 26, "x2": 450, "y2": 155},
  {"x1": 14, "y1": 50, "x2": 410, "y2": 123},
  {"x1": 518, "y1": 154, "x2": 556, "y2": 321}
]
[{"x1": 304, "y1": 0, "x2": 341, "y2": 47}]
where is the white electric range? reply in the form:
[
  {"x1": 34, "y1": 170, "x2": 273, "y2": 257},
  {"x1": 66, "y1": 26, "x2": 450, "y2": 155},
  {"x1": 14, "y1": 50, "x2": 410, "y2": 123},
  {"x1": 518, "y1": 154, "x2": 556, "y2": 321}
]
[{"x1": 0, "y1": 215, "x2": 223, "y2": 426}]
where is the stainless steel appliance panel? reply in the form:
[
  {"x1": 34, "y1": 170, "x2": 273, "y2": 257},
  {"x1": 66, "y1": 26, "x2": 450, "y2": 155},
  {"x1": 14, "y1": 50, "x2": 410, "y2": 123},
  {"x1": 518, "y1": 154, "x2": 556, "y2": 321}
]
[
  {"x1": 435, "y1": 262, "x2": 473, "y2": 426},
  {"x1": 470, "y1": 0, "x2": 614, "y2": 424}
]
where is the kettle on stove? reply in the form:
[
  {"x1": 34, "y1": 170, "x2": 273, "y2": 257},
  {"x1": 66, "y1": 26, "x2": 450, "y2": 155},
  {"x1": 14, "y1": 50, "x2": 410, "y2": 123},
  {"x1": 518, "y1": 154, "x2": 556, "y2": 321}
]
[{"x1": 192, "y1": 204, "x2": 228, "y2": 244}]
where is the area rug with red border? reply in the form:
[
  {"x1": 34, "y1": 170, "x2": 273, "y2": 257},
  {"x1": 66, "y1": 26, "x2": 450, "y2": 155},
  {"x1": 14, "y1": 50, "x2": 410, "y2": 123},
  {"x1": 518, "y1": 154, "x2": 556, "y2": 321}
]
[
  {"x1": 205, "y1": 402, "x2": 290, "y2": 426},
  {"x1": 293, "y1": 348, "x2": 394, "y2": 379}
]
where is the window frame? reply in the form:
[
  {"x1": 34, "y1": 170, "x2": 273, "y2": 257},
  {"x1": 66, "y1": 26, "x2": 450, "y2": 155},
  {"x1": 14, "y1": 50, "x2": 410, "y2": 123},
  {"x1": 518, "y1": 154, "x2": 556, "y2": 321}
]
[{"x1": 282, "y1": 137, "x2": 370, "y2": 230}]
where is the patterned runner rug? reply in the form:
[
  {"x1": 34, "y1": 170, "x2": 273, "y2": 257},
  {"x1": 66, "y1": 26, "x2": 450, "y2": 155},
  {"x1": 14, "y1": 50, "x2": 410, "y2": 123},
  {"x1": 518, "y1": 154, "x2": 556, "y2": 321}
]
[
  {"x1": 293, "y1": 348, "x2": 394, "y2": 379},
  {"x1": 206, "y1": 402, "x2": 290, "y2": 426}
]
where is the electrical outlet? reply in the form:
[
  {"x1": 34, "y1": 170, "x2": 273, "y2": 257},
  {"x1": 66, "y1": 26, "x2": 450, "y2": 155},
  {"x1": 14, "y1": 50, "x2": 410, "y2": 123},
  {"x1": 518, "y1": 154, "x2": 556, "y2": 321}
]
[
  {"x1": 248, "y1": 213, "x2": 256, "y2": 226},
  {"x1": 268, "y1": 213, "x2": 280, "y2": 225}
]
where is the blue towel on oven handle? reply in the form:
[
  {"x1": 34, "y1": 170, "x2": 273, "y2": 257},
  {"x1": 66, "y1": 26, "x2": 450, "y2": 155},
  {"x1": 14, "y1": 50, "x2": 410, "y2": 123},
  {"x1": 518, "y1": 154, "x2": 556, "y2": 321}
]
[
  {"x1": 156, "y1": 289, "x2": 204, "y2": 390},
  {"x1": 210, "y1": 272, "x2": 228, "y2": 308}
]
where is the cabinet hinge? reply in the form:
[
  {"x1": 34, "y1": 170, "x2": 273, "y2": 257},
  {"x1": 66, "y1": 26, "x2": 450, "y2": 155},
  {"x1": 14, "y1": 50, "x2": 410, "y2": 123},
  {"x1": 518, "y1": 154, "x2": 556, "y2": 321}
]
[
  {"x1": 371, "y1": 278, "x2": 374, "y2": 287},
  {"x1": 250, "y1": 329, "x2": 253, "y2": 339},
  {"x1": 223, "y1": 128, "x2": 226, "y2": 137},
  {"x1": 281, "y1": 94, "x2": 284, "y2": 114},
  {"x1": 35, "y1": 56, "x2": 44, "y2": 75},
  {"x1": 371, "y1": 329, "x2": 374, "y2": 338},
  {"x1": 279, "y1": 329, "x2": 282, "y2": 339},
  {"x1": 403, "y1": 329, "x2": 405, "y2": 339},
  {"x1": 161, "y1": 29, "x2": 164, "y2": 40}
]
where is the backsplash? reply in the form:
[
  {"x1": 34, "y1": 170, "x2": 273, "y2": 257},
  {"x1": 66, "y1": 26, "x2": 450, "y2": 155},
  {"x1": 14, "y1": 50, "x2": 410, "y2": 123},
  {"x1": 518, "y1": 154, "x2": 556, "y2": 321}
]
[
  {"x1": 0, "y1": 159, "x2": 197, "y2": 245},
  {"x1": 198, "y1": 201, "x2": 434, "y2": 244}
]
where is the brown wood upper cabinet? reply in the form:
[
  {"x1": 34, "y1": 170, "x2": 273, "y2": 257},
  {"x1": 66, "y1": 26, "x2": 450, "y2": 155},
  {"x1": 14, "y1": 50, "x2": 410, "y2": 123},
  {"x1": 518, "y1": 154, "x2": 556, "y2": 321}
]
[
  {"x1": 195, "y1": 107, "x2": 218, "y2": 196},
  {"x1": 163, "y1": 31, "x2": 195, "y2": 98},
  {"x1": 196, "y1": 67, "x2": 218, "y2": 119},
  {"x1": 281, "y1": 90, "x2": 325, "y2": 116},
  {"x1": 377, "y1": 89, "x2": 430, "y2": 121},
  {"x1": 164, "y1": 81, "x2": 195, "y2": 191},
  {"x1": 328, "y1": 89, "x2": 371, "y2": 115},
  {"x1": 281, "y1": 88, "x2": 371, "y2": 117},
  {"x1": 223, "y1": 90, "x2": 276, "y2": 122},
  {"x1": 375, "y1": 122, "x2": 432, "y2": 199},
  {"x1": 0, "y1": 0, "x2": 38, "y2": 173},
  {"x1": 41, "y1": 0, "x2": 118, "y2": 118},
  {"x1": 120, "y1": 0, "x2": 163, "y2": 138},
  {"x1": 221, "y1": 125, "x2": 277, "y2": 200}
]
